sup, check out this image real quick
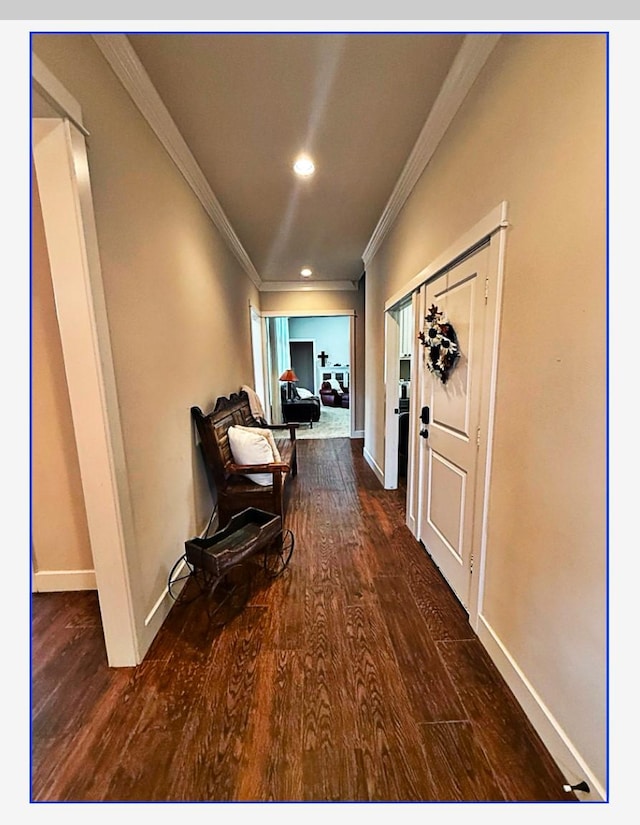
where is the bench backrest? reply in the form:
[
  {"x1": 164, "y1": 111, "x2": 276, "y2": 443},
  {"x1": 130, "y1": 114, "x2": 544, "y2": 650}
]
[{"x1": 191, "y1": 392, "x2": 260, "y2": 489}]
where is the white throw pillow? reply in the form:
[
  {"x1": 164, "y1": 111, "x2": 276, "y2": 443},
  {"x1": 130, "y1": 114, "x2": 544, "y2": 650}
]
[
  {"x1": 297, "y1": 387, "x2": 313, "y2": 399},
  {"x1": 228, "y1": 426, "x2": 275, "y2": 486},
  {"x1": 328, "y1": 378, "x2": 343, "y2": 393},
  {"x1": 234, "y1": 424, "x2": 281, "y2": 462}
]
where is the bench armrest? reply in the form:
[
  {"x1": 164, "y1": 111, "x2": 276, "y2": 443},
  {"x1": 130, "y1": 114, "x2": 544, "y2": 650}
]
[{"x1": 227, "y1": 461, "x2": 290, "y2": 475}]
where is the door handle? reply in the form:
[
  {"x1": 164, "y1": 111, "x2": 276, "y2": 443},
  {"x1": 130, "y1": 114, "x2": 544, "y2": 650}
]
[{"x1": 419, "y1": 428, "x2": 429, "y2": 439}]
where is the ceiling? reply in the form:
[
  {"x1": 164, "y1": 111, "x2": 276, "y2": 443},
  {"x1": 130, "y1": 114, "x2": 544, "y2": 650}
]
[{"x1": 120, "y1": 33, "x2": 468, "y2": 290}]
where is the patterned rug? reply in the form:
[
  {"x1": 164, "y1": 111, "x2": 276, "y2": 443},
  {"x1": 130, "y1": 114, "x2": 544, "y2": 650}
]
[{"x1": 294, "y1": 404, "x2": 350, "y2": 439}]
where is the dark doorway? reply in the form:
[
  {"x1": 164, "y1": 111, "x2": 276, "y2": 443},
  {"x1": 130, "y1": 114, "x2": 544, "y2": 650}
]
[{"x1": 290, "y1": 340, "x2": 315, "y2": 393}]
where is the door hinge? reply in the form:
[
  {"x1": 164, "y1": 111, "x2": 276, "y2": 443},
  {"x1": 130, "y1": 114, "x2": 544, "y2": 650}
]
[
  {"x1": 484, "y1": 277, "x2": 489, "y2": 304},
  {"x1": 470, "y1": 552, "x2": 474, "y2": 574},
  {"x1": 476, "y1": 427, "x2": 481, "y2": 447}
]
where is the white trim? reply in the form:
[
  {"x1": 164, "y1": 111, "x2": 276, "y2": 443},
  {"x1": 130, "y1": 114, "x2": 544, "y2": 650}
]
[
  {"x1": 363, "y1": 35, "x2": 500, "y2": 268},
  {"x1": 383, "y1": 310, "x2": 400, "y2": 488},
  {"x1": 91, "y1": 34, "x2": 262, "y2": 290},
  {"x1": 363, "y1": 446, "x2": 384, "y2": 487},
  {"x1": 259, "y1": 280, "x2": 359, "y2": 292},
  {"x1": 477, "y1": 615, "x2": 606, "y2": 802},
  {"x1": 33, "y1": 569, "x2": 97, "y2": 592},
  {"x1": 352, "y1": 429, "x2": 364, "y2": 439},
  {"x1": 261, "y1": 309, "x2": 356, "y2": 318},
  {"x1": 144, "y1": 583, "x2": 173, "y2": 627},
  {"x1": 404, "y1": 289, "x2": 421, "y2": 533},
  {"x1": 349, "y1": 315, "x2": 356, "y2": 437},
  {"x1": 32, "y1": 118, "x2": 139, "y2": 666},
  {"x1": 250, "y1": 304, "x2": 268, "y2": 414},
  {"x1": 467, "y1": 221, "x2": 508, "y2": 624},
  {"x1": 414, "y1": 287, "x2": 427, "y2": 544},
  {"x1": 385, "y1": 201, "x2": 508, "y2": 311}
]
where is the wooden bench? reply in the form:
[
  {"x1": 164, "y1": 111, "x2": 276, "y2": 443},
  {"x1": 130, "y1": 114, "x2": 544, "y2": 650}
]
[{"x1": 191, "y1": 391, "x2": 298, "y2": 527}]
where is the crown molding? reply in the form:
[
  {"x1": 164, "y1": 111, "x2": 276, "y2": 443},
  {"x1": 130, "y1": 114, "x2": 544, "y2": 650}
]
[
  {"x1": 259, "y1": 279, "x2": 358, "y2": 292},
  {"x1": 362, "y1": 34, "x2": 501, "y2": 268},
  {"x1": 92, "y1": 34, "x2": 262, "y2": 290}
]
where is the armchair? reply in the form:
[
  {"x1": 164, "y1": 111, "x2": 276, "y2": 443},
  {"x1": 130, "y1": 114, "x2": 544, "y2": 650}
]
[{"x1": 320, "y1": 379, "x2": 349, "y2": 408}]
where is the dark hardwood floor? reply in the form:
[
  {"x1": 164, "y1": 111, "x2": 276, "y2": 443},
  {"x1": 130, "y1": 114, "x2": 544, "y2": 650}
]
[{"x1": 31, "y1": 438, "x2": 577, "y2": 803}]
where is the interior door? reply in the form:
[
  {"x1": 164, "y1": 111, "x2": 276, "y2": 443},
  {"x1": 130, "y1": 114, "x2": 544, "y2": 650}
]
[
  {"x1": 290, "y1": 340, "x2": 315, "y2": 393},
  {"x1": 418, "y1": 243, "x2": 490, "y2": 610}
]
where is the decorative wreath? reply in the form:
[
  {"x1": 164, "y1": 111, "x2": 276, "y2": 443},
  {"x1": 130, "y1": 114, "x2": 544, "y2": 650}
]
[{"x1": 418, "y1": 304, "x2": 460, "y2": 384}]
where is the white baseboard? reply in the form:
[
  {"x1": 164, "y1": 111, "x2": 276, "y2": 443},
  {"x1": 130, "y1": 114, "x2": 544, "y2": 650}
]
[
  {"x1": 363, "y1": 446, "x2": 384, "y2": 486},
  {"x1": 351, "y1": 429, "x2": 364, "y2": 438},
  {"x1": 476, "y1": 613, "x2": 606, "y2": 802},
  {"x1": 406, "y1": 512, "x2": 417, "y2": 536},
  {"x1": 33, "y1": 569, "x2": 97, "y2": 592}
]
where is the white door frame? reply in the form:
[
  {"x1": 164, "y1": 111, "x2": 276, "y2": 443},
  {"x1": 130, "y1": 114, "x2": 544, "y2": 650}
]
[
  {"x1": 382, "y1": 298, "x2": 414, "y2": 491},
  {"x1": 249, "y1": 303, "x2": 268, "y2": 415},
  {"x1": 383, "y1": 308, "x2": 401, "y2": 488},
  {"x1": 262, "y1": 310, "x2": 356, "y2": 437},
  {"x1": 384, "y1": 202, "x2": 509, "y2": 629},
  {"x1": 32, "y1": 59, "x2": 139, "y2": 666}
]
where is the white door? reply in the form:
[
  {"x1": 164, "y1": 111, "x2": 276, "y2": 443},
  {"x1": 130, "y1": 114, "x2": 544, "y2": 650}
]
[{"x1": 418, "y1": 243, "x2": 490, "y2": 610}]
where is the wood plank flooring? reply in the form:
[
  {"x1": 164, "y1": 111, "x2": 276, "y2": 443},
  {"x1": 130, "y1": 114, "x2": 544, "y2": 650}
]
[{"x1": 31, "y1": 438, "x2": 577, "y2": 803}]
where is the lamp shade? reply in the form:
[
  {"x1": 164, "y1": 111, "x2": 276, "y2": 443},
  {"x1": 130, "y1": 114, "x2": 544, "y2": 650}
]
[{"x1": 279, "y1": 369, "x2": 299, "y2": 383}]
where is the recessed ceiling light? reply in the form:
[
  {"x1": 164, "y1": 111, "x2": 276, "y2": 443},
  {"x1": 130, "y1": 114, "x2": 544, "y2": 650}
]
[
  {"x1": 300, "y1": 267, "x2": 313, "y2": 277},
  {"x1": 293, "y1": 155, "x2": 315, "y2": 177}
]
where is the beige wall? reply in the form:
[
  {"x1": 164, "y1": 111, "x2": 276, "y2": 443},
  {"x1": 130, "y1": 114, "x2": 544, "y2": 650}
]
[
  {"x1": 31, "y1": 162, "x2": 93, "y2": 580},
  {"x1": 32, "y1": 35, "x2": 259, "y2": 655},
  {"x1": 365, "y1": 34, "x2": 606, "y2": 789},
  {"x1": 260, "y1": 284, "x2": 365, "y2": 432}
]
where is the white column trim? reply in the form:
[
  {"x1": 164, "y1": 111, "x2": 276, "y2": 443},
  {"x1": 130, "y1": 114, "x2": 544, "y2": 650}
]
[
  {"x1": 363, "y1": 35, "x2": 501, "y2": 268},
  {"x1": 91, "y1": 33, "x2": 262, "y2": 290},
  {"x1": 32, "y1": 118, "x2": 139, "y2": 666},
  {"x1": 383, "y1": 310, "x2": 400, "y2": 488}
]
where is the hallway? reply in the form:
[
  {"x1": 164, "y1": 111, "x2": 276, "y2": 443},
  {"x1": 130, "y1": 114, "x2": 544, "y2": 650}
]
[{"x1": 31, "y1": 439, "x2": 575, "y2": 802}]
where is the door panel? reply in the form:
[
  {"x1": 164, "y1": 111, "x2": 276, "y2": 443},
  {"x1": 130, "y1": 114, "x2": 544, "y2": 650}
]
[
  {"x1": 419, "y1": 244, "x2": 489, "y2": 609},
  {"x1": 429, "y1": 451, "x2": 465, "y2": 556}
]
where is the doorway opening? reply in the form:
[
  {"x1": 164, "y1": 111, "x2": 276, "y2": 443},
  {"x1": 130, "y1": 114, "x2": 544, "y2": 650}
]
[
  {"x1": 263, "y1": 311, "x2": 355, "y2": 437},
  {"x1": 383, "y1": 296, "x2": 416, "y2": 499}
]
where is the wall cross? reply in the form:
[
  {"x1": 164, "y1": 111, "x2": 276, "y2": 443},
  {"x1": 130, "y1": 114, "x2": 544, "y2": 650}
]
[{"x1": 317, "y1": 351, "x2": 329, "y2": 367}]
